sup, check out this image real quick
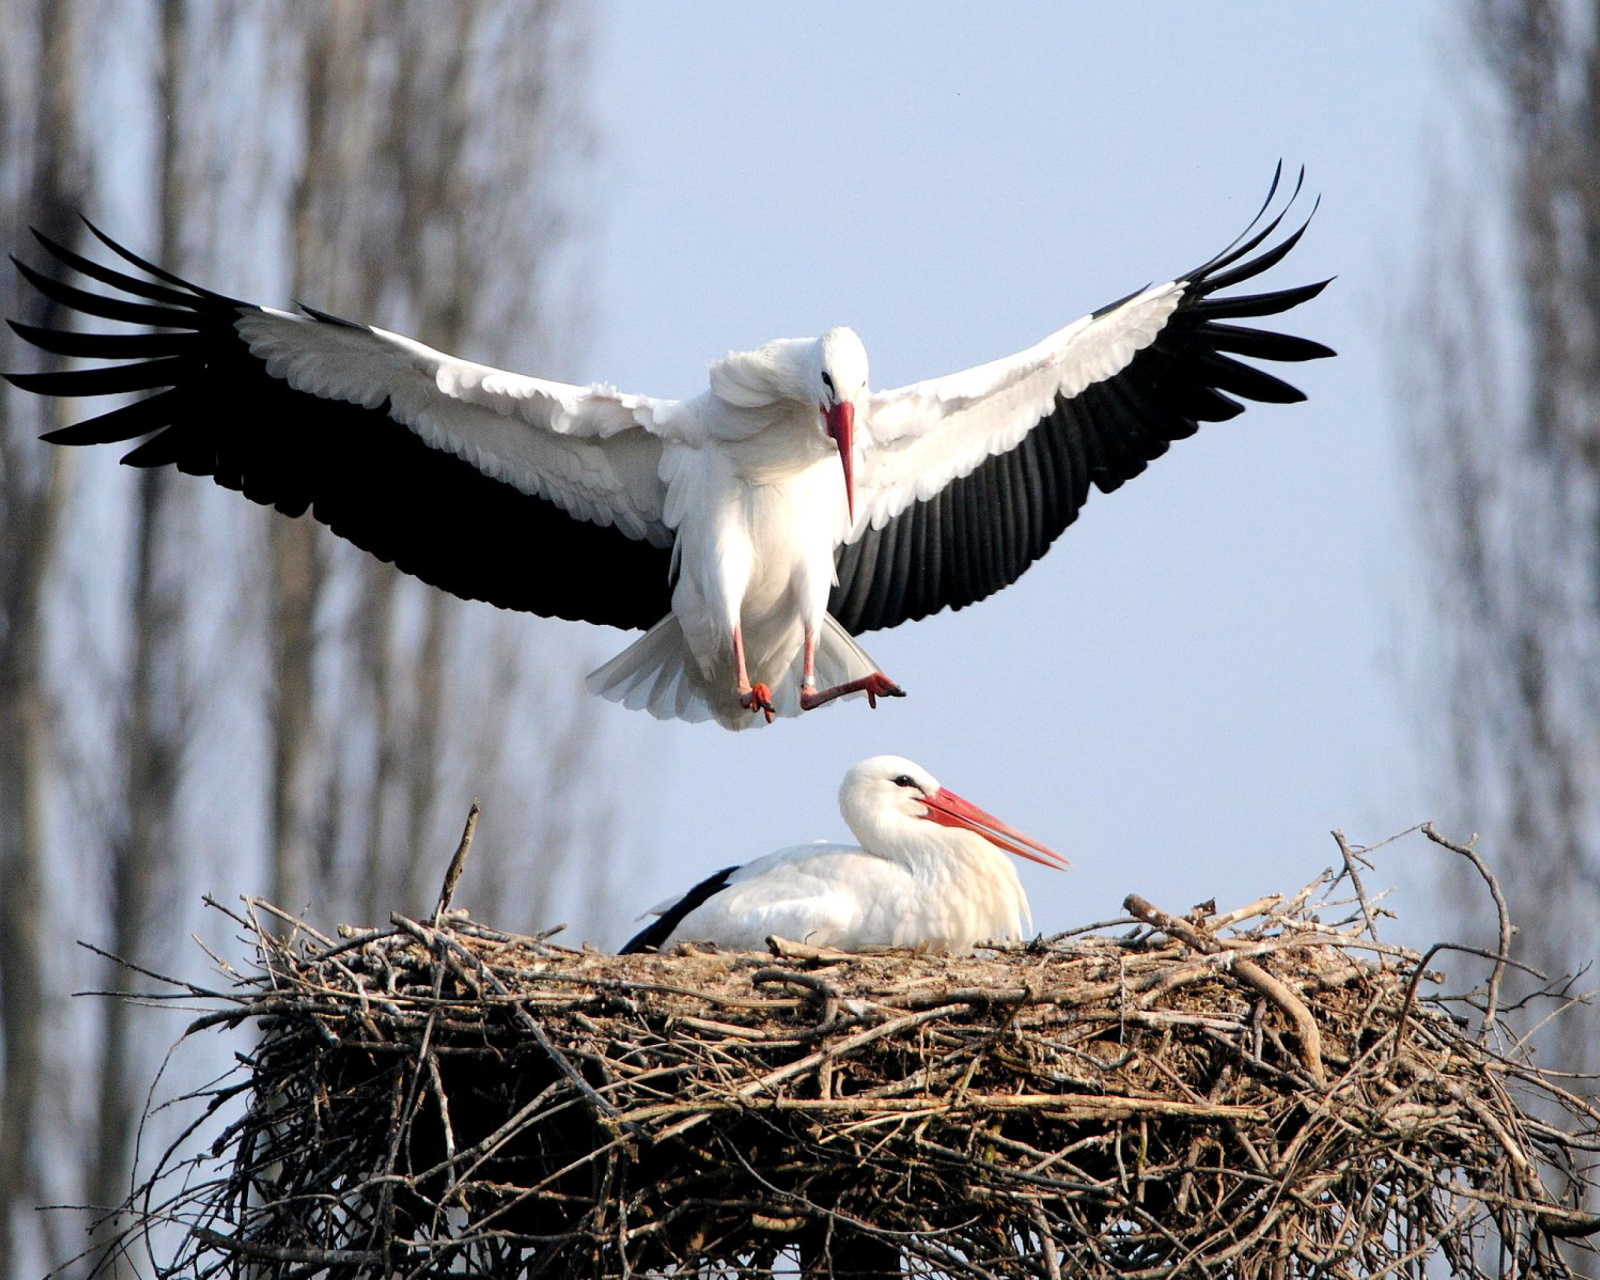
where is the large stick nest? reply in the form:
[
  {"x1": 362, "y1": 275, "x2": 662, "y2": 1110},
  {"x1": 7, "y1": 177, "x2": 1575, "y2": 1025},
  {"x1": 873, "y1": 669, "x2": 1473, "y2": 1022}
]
[{"x1": 113, "y1": 829, "x2": 1598, "y2": 1279}]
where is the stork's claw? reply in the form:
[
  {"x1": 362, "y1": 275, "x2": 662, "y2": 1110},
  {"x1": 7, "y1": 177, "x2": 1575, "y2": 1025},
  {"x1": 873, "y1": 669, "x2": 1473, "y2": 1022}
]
[
  {"x1": 740, "y1": 683, "x2": 775, "y2": 722},
  {"x1": 861, "y1": 672, "x2": 905, "y2": 709}
]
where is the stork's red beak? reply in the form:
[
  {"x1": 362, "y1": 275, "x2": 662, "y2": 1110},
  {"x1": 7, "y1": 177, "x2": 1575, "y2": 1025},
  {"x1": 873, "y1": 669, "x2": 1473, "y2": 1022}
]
[
  {"x1": 918, "y1": 787, "x2": 1069, "y2": 870},
  {"x1": 825, "y1": 401, "x2": 855, "y2": 522}
]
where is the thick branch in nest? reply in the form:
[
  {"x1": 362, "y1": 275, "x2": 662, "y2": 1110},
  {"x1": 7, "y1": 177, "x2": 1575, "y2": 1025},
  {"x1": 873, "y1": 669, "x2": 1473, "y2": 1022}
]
[{"x1": 102, "y1": 843, "x2": 1599, "y2": 1280}]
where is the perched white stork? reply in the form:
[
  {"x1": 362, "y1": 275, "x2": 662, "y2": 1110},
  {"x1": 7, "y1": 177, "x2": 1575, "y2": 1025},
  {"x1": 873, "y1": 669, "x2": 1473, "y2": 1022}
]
[
  {"x1": 620, "y1": 754, "x2": 1066, "y2": 954},
  {"x1": 6, "y1": 170, "x2": 1331, "y2": 729}
]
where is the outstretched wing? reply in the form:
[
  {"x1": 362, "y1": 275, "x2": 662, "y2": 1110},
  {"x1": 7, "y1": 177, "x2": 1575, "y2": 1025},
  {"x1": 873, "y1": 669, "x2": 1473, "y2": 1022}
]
[
  {"x1": 6, "y1": 225, "x2": 676, "y2": 630},
  {"x1": 831, "y1": 170, "x2": 1333, "y2": 634}
]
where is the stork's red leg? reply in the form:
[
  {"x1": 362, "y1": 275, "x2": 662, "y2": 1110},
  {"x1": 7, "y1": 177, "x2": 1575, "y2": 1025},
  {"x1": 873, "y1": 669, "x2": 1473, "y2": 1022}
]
[
  {"x1": 800, "y1": 670, "x2": 905, "y2": 711},
  {"x1": 799, "y1": 627, "x2": 904, "y2": 710},
  {"x1": 732, "y1": 624, "x2": 774, "y2": 722},
  {"x1": 800, "y1": 629, "x2": 819, "y2": 700}
]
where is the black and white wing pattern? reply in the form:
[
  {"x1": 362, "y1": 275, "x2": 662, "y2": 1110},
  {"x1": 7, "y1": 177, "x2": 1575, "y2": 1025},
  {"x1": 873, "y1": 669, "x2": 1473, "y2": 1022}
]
[
  {"x1": 618, "y1": 865, "x2": 738, "y2": 953},
  {"x1": 831, "y1": 173, "x2": 1333, "y2": 634},
  {"x1": 6, "y1": 226, "x2": 676, "y2": 630}
]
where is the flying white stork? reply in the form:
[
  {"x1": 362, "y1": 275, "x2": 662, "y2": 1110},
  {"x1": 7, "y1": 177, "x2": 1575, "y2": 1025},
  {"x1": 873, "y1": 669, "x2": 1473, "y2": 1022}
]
[
  {"x1": 620, "y1": 754, "x2": 1066, "y2": 954},
  {"x1": 6, "y1": 170, "x2": 1331, "y2": 729}
]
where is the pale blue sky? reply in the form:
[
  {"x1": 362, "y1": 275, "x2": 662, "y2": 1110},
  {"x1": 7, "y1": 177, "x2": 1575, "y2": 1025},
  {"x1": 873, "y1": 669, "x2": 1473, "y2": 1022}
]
[{"x1": 576, "y1": 4, "x2": 1453, "y2": 944}]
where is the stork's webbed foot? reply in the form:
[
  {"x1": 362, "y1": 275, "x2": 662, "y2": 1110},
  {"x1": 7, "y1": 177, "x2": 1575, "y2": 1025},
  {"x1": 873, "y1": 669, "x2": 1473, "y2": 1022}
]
[
  {"x1": 739, "y1": 682, "x2": 775, "y2": 723},
  {"x1": 800, "y1": 671, "x2": 906, "y2": 711}
]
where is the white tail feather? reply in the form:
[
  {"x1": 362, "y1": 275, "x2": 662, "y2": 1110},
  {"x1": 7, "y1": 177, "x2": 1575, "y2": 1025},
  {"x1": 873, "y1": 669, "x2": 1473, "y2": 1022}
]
[{"x1": 585, "y1": 614, "x2": 881, "y2": 730}]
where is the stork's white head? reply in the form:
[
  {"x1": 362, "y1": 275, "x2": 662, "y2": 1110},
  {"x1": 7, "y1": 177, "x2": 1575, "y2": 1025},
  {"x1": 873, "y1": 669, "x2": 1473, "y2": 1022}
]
[
  {"x1": 838, "y1": 755, "x2": 1069, "y2": 871},
  {"x1": 816, "y1": 327, "x2": 869, "y2": 402},
  {"x1": 814, "y1": 327, "x2": 869, "y2": 521}
]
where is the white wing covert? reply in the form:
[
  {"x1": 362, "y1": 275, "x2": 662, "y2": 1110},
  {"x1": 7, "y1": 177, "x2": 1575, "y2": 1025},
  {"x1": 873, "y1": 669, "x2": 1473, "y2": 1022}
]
[{"x1": 235, "y1": 310, "x2": 671, "y2": 545}]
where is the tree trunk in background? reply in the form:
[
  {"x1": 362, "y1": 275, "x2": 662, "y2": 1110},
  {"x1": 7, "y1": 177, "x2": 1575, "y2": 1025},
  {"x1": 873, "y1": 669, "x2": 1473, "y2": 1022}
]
[
  {"x1": 402, "y1": 593, "x2": 448, "y2": 910},
  {"x1": 269, "y1": 517, "x2": 321, "y2": 914},
  {"x1": 266, "y1": 0, "x2": 367, "y2": 918},
  {"x1": 0, "y1": 1, "x2": 81, "y2": 1272},
  {"x1": 1413, "y1": 0, "x2": 1600, "y2": 1075},
  {"x1": 89, "y1": 0, "x2": 191, "y2": 1235}
]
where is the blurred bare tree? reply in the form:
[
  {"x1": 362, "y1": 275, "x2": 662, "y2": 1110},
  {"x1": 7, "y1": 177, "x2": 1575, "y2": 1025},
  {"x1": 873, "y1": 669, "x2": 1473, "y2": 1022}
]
[
  {"x1": 274, "y1": 0, "x2": 611, "y2": 933},
  {"x1": 1410, "y1": 0, "x2": 1600, "y2": 1074},
  {"x1": 0, "y1": 2, "x2": 620, "y2": 1275},
  {"x1": 0, "y1": 4, "x2": 85, "y2": 1273},
  {"x1": 89, "y1": 0, "x2": 195, "y2": 1236}
]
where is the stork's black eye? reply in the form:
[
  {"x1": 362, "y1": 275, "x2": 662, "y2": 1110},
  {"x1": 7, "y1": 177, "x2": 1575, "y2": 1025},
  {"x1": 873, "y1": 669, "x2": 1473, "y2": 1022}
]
[
  {"x1": 821, "y1": 371, "x2": 834, "y2": 391},
  {"x1": 892, "y1": 774, "x2": 919, "y2": 789}
]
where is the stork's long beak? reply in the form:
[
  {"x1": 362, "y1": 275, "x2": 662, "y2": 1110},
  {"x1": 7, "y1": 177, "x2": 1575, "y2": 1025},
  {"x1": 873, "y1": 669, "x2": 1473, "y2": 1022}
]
[
  {"x1": 918, "y1": 787, "x2": 1070, "y2": 870},
  {"x1": 825, "y1": 401, "x2": 855, "y2": 522}
]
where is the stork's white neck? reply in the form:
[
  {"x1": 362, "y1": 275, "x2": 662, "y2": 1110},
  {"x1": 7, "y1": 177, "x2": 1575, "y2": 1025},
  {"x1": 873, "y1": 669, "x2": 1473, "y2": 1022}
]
[{"x1": 842, "y1": 801, "x2": 1032, "y2": 949}]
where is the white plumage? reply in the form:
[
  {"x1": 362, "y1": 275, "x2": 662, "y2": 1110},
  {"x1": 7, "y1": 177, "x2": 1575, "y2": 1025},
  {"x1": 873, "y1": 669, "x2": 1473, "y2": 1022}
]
[
  {"x1": 620, "y1": 755, "x2": 1068, "y2": 955},
  {"x1": 9, "y1": 172, "x2": 1331, "y2": 730}
]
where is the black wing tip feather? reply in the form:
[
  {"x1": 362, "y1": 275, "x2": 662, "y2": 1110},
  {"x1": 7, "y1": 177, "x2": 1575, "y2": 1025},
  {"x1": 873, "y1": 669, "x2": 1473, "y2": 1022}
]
[
  {"x1": 10, "y1": 252, "x2": 202, "y2": 331},
  {"x1": 7, "y1": 230, "x2": 213, "y2": 443},
  {"x1": 1194, "y1": 212, "x2": 1316, "y2": 297},
  {"x1": 77, "y1": 216, "x2": 234, "y2": 302},
  {"x1": 1185, "y1": 168, "x2": 1313, "y2": 287},
  {"x1": 18, "y1": 218, "x2": 242, "y2": 315},
  {"x1": 1190, "y1": 163, "x2": 1308, "y2": 281},
  {"x1": 296, "y1": 301, "x2": 368, "y2": 330},
  {"x1": 1091, "y1": 281, "x2": 1154, "y2": 321},
  {"x1": 29, "y1": 226, "x2": 203, "y2": 310},
  {"x1": 1178, "y1": 176, "x2": 1334, "y2": 374},
  {"x1": 618, "y1": 865, "x2": 739, "y2": 954},
  {"x1": 1195, "y1": 277, "x2": 1333, "y2": 326}
]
